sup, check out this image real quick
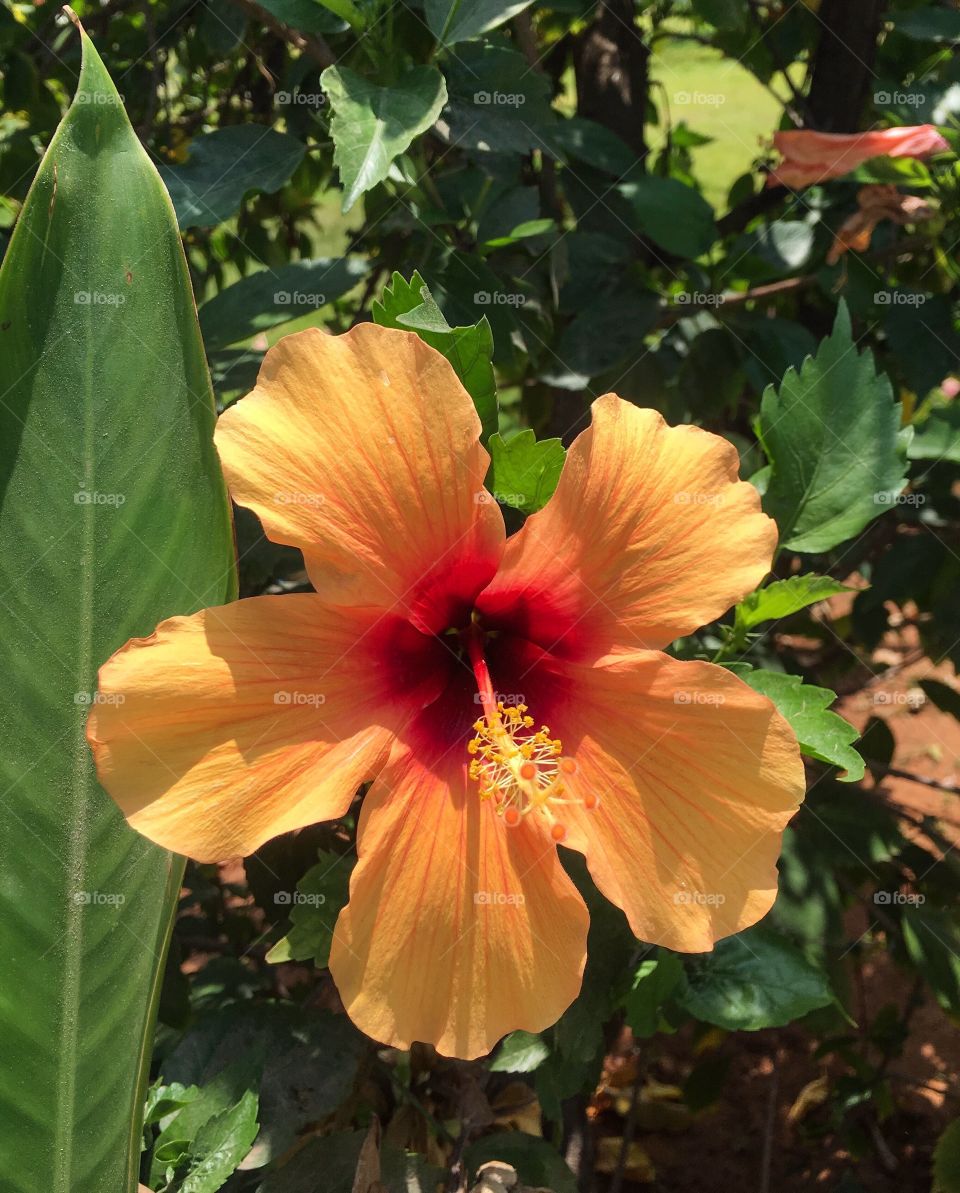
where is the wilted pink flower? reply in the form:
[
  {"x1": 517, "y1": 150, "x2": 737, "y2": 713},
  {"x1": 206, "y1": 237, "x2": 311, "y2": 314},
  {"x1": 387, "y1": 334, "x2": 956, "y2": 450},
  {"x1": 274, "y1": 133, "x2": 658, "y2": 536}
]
[{"x1": 767, "y1": 125, "x2": 949, "y2": 189}]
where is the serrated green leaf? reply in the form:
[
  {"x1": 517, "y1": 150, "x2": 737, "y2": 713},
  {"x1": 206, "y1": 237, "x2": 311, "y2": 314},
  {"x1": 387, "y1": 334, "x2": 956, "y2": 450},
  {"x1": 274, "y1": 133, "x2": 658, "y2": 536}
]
[
  {"x1": 158, "y1": 125, "x2": 304, "y2": 228},
  {"x1": 198, "y1": 257, "x2": 368, "y2": 351},
  {"x1": 425, "y1": 0, "x2": 535, "y2": 44},
  {"x1": 320, "y1": 65, "x2": 446, "y2": 211},
  {"x1": 0, "y1": 24, "x2": 236, "y2": 1193},
  {"x1": 742, "y1": 670, "x2": 865, "y2": 780},
  {"x1": 266, "y1": 851, "x2": 354, "y2": 966},
  {"x1": 490, "y1": 1030, "x2": 550, "y2": 1073},
  {"x1": 736, "y1": 575, "x2": 854, "y2": 632},
  {"x1": 677, "y1": 927, "x2": 834, "y2": 1031},
  {"x1": 180, "y1": 1090, "x2": 259, "y2": 1193},
  {"x1": 372, "y1": 270, "x2": 498, "y2": 442},
  {"x1": 759, "y1": 302, "x2": 908, "y2": 553},
  {"x1": 488, "y1": 430, "x2": 564, "y2": 514}
]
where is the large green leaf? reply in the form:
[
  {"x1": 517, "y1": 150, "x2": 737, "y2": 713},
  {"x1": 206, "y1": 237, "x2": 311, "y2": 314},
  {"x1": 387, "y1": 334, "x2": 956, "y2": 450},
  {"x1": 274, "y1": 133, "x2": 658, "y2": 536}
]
[
  {"x1": 0, "y1": 23, "x2": 235, "y2": 1193},
  {"x1": 320, "y1": 65, "x2": 447, "y2": 212},
  {"x1": 372, "y1": 270, "x2": 498, "y2": 442},
  {"x1": 620, "y1": 176, "x2": 717, "y2": 258},
  {"x1": 442, "y1": 44, "x2": 558, "y2": 155},
  {"x1": 677, "y1": 927, "x2": 835, "y2": 1030},
  {"x1": 157, "y1": 125, "x2": 305, "y2": 228},
  {"x1": 735, "y1": 574, "x2": 854, "y2": 633},
  {"x1": 425, "y1": 0, "x2": 535, "y2": 45},
  {"x1": 759, "y1": 302, "x2": 909, "y2": 553},
  {"x1": 742, "y1": 670, "x2": 865, "y2": 780},
  {"x1": 198, "y1": 257, "x2": 368, "y2": 352}
]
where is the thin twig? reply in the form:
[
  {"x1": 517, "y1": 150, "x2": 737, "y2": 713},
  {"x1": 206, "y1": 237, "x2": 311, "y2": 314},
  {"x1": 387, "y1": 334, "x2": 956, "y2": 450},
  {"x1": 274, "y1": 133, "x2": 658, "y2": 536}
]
[{"x1": 759, "y1": 1058, "x2": 780, "y2": 1193}]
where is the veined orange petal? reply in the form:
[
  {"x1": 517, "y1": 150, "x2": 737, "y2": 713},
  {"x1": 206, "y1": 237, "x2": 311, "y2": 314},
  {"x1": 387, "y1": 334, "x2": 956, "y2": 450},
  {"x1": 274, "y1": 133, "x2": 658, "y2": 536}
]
[
  {"x1": 329, "y1": 697, "x2": 588, "y2": 1059},
  {"x1": 88, "y1": 596, "x2": 449, "y2": 861},
  {"x1": 507, "y1": 645, "x2": 805, "y2": 952},
  {"x1": 215, "y1": 324, "x2": 504, "y2": 634},
  {"x1": 476, "y1": 396, "x2": 775, "y2": 657}
]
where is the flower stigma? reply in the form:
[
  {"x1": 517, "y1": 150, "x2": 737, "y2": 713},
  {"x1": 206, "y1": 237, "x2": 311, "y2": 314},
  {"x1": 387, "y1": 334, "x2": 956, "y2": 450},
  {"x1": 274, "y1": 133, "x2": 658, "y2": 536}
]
[{"x1": 463, "y1": 620, "x2": 598, "y2": 839}]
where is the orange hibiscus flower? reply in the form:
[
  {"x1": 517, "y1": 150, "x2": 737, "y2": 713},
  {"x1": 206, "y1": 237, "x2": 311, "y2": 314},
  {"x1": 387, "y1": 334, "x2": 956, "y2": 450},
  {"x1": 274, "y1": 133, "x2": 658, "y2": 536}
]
[
  {"x1": 767, "y1": 124, "x2": 949, "y2": 189},
  {"x1": 87, "y1": 324, "x2": 804, "y2": 1059}
]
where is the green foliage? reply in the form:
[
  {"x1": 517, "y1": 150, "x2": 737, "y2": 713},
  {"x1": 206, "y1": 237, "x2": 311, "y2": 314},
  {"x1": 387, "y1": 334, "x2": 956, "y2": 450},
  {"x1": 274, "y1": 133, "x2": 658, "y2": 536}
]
[
  {"x1": 743, "y1": 670, "x2": 866, "y2": 781},
  {"x1": 676, "y1": 927, "x2": 835, "y2": 1031},
  {"x1": 321, "y1": 65, "x2": 448, "y2": 211},
  {"x1": 199, "y1": 258, "x2": 368, "y2": 351},
  {"x1": 372, "y1": 270, "x2": 498, "y2": 441},
  {"x1": 908, "y1": 404, "x2": 960, "y2": 464},
  {"x1": 266, "y1": 850, "x2": 354, "y2": 965},
  {"x1": 425, "y1": 0, "x2": 536, "y2": 45},
  {"x1": 759, "y1": 303, "x2": 909, "y2": 554},
  {"x1": 158, "y1": 127, "x2": 305, "y2": 228},
  {"x1": 465, "y1": 1133, "x2": 578, "y2": 1193},
  {"x1": 490, "y1": 1030, "x2": 551, "y2": 1073},
  {"x1": 934, "y1": 1119, "x2": 960, "y2": 1193},
  {"x1": 3, "y1": 0, "x2": 960, "y2": 1185},
  {"x1": 621, "y1": 176, "x2": 717, "y2": 257},
  {"x1": 623, "y1": 953, "x2": 685, "y2": 1039},
  {"x1": 488, "y1": 430, "x2": 565, "y2": 513},
  {"x1": 0, "y1": 29, "x2": 235, "y2": 1193}
]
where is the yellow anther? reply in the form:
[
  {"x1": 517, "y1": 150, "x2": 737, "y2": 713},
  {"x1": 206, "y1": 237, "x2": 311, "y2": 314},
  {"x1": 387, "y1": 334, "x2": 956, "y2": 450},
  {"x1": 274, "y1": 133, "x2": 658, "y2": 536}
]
[{"x1": 466, "y1": 699, "x2": 595, "y2": 835}]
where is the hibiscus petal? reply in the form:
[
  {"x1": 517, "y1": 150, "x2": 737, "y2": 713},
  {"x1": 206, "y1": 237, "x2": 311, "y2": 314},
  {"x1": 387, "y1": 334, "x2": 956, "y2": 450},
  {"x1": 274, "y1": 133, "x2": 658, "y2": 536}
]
[
  {"x1": 215, "y1": 324, "x2": 504, "y2": 633},
  {"x1": 767, "y1": 125, "x2": 949, "y2": 189},
  {"x1": 330, "y1": 693, "x2": 589, "y2": 1059},
  {"x1": 477, "y1": 396, "x2": 775, "y2": 656},
  {"x1": 504, "y1": 644, "x2": 805, "y2": 952},
  {"x1": 88, "y1": 596, "x2": 449, "y2": 861}
]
